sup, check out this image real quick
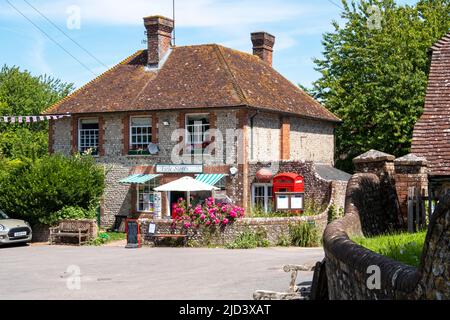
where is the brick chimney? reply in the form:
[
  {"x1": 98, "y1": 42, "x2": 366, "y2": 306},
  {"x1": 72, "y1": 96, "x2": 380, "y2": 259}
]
[
  {"x1": 251, "y1": 32, "x2": 275, "y2": 66},
  {"x1": 143, "y1": 16, "x2": 174, "y2": 67}
]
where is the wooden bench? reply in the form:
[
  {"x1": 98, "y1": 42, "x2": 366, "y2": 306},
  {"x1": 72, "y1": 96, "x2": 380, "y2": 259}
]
[
  {"x1": 147, "y1": 223, "x2": 188, "y2": 247},
  {"x1": 49, "y1": 221, "x2": 90, "y2": 246}
]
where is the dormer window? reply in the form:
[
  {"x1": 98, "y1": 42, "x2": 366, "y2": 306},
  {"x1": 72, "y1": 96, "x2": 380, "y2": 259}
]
[
  {"x1": 78, "y1": 118, "x2": 99, "y2": 155},
  {"x1": 130, "y1": 117, "x2": 152, "y2": 154}
]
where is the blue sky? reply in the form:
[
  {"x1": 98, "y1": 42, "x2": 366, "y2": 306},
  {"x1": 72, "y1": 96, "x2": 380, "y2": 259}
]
[{"x1": 0, "y1": 0, "x2": 417, "y2": 90}]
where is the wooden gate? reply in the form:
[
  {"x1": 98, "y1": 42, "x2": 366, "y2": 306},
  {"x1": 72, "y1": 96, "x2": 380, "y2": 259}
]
[{"x1": 407, "y1": 187, "x2": 433, "y2": 233}]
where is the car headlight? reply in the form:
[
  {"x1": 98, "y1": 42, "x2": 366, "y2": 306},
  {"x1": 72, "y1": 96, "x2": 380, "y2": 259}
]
[{"x1": 0, "y1": 224, "x2": 6, "y2": 231}]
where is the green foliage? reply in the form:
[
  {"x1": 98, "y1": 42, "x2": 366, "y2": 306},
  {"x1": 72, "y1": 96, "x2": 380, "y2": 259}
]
[
  {"x1": 0, "y1": 65, "x2": 74, "y2": 160},
  {"x1": 41, "y1": 206, "x2": 96, "y2": 227},
  {"x1": 312, "y1": 0, "x2": 450, "y2": 171},
  {"x1": 225, "y1": 228, "x2": 270, "y2": 249},
  {"x1": 289, "y1": 222, "x2": 321, "y2": 247},
  {"x1": 276, "y1": 234, "x2": 291, "y2": 247},
  {"x1": 328, "y1": 205, "x2": 345, "y2": 224},
  {"x1": 88, "y1": 232, "x2": 126, "y2": 246},
  {"x1": 352, "y1": 231, "x2": 426, "y2": 267},
  {"x1": 0, "y1": 153, "x2": 105, "y2": 225}
]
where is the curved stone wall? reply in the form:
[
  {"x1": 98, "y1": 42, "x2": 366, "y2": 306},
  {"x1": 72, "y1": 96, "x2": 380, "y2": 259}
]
[{"x1": 323, "y1": 172, "x2": 449, "y2": 300}]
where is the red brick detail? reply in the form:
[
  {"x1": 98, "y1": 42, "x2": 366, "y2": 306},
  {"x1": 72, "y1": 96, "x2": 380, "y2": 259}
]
[
  {"x1": 152, "y1": 114, "x2": 158, "y2": 143},
  {"x1": 99, "y1": 116, "x2": 105, "y2": 156},
  {"x1": 48, "y1": 119, "x2": 54, "y2": 154},
  {"x1": 143, "y1": 16, "x2": 174, "y2": 65},
  {"x1": 71, "y1": 115, "x2": 79, "y2": 154},
  {"x1": 251, "y1": 32, "x2": 275, "y2": 66},
  {"x1": 237, "y1": 109, "x2": 249, "y2": 210},
  {"x1": 131, "y1": 184, "x2": 138, "y2": 215},
  {"x1": 177, "y1": 111, "x2": 186, "y2": 143},
  {"x1": 280, "y1": 116, "x2": 291, "y2": 160},
  {"x1": 122, "y1": 115, "x2": 130, "y2": 156}
]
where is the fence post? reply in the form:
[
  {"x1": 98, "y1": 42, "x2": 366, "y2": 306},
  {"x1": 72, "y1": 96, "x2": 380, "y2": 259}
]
[{"x1": 407, "y1": 187, "x2": 414, "y2": 233}]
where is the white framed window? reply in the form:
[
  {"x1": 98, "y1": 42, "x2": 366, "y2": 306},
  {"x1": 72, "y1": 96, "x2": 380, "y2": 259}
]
[
  {"x1": 186, "y1": 114, "x2": 210, "y2": 153},
  {"x1": 252, "y1": 183, "x2": 274, "y2": 213},
  {"x1": 137, "y1": 179, "x2": 159, "y2": 212},
  {"x1": 78, "y1": 118, "x2": 99, "y2": 155},
  {"x1": 130, "y1": 117, "x2": 152, "y2": 152}
]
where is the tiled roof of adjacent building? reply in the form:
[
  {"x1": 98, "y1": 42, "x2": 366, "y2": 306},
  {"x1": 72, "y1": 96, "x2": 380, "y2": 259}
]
[
  {"x1": 411, "y1": 32, "x2": 450, "y2": 176},
  {"x1": 44, "y1": 44, "x2": 340, "y2": 123}
]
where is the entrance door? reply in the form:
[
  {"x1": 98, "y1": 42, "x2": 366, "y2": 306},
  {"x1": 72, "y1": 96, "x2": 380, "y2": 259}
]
[{"x1": 170, "y1": 191, "x2": 186, "y2": 219}]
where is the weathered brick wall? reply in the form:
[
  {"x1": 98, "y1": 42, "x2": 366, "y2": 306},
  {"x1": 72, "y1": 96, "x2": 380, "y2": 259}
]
[
  {"x1": 290, "y1": 118, "x2": 335, "y2": 165},
  {"x1": 321, "y1": 151, "x2": 449, "y2": 300},
  {"x1": 140, "y1": 205, "x2": 330, "y2": 247}
]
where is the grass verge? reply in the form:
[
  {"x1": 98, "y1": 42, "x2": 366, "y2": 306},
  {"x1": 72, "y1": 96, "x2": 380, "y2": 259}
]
[{"x1": 352, "y1": 231, "x2": 426, "y2": 267}]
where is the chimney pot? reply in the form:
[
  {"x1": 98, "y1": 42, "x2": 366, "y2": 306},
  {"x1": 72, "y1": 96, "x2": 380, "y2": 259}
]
[
  {"x1": 143, "y1": 15, "x2": 174, "y2": 67},
  {"x1": 251, "y1": 32, "x2": 275, "y2": 66}
]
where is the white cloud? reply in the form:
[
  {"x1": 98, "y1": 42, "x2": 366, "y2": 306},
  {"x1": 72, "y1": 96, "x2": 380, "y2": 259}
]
[{"x1": 2, "y1": 0, "x2": 318, "y2": 27}]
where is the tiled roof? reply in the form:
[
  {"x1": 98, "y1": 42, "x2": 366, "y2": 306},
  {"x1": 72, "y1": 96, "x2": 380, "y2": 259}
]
[
  {"x1": 411, "y1": 32, "x2": 450, "y2": 176},
  {"x1": 44, "y1": 44, "x2": 340, "y2": 123}
]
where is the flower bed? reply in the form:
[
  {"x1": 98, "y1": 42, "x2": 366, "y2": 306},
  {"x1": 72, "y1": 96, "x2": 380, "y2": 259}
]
[{"x1": 171, "y1": 197, "x2": 245, "y2": 231}]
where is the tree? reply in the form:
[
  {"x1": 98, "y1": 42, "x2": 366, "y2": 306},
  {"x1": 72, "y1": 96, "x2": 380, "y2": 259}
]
[
  {"x1": 312, "y1": 0, "x2": 450, "y2": 172},
  {"x1": 0, "y1": 154, "x2": 105, "y2": 225},
  {"x1": 0, "y1": 65, "x2": 74, "y2": 160}
]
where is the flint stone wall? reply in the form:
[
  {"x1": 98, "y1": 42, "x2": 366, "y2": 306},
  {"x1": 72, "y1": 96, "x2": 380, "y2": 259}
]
[
  {"x1": 322, "y1": 151, "x2": 449, "y2": 300},
  {"x1": 140, "y1": 203, "x2": 330, "y2": 247}
]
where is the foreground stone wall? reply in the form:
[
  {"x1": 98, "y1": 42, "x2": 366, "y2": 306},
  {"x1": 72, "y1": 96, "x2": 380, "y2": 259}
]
[{"x1": 321, "y1": 150, "x2": 449, "y2": 300}]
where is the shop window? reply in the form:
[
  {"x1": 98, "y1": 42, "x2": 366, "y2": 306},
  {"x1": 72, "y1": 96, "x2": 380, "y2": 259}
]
[
  {"x1": 251, "y1": 183, "x2": 273, "y2": 213},
  {"x1": 78, "y1": 118, "x2": 99, "y2": 155},
  {"x1": 137, "y1": 179, "x2": 159, "y2": 212},
  {"x1": 130, "y1": 117, "x2": 152, "y2": 154},
  {"x1": 186, "y1": 114, "x2": 210, "y2": 154}
]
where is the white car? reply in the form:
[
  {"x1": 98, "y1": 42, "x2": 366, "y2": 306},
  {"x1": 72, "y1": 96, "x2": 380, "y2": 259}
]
[{"x1": 0, "y1": 210, "x2": 32, "y2": 245}]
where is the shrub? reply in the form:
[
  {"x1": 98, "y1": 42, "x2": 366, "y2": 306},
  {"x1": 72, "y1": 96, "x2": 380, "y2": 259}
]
[
  {"x1": 327, "y1": 205, "x2": 344, "y2": 224},
  {"x1": 225, "y1": 229, "x2": 269, "y2": 249},
  {"x1": 289, "y1": 222, "x2": 320, "y2": 247},
  {"x1": 41, "y1": 206, "x2": 96, "y2": 227},
  {"x1": 0, "y1": 153, "x2": 105, "y2": 225}
]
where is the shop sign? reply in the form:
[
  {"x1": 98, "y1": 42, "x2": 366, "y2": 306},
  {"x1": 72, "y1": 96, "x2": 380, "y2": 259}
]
[{"x1": 156, "y1": 164, "x2": 203, "y2": 174}]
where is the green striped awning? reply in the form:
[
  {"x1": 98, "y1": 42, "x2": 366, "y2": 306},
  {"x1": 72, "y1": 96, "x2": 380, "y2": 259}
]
[
  {"x1": 119, "y1": 174, "x2": 161, "y2": 185},
  {"x1": 195, "y1": 174, "x2": 226, "y2": 186}
]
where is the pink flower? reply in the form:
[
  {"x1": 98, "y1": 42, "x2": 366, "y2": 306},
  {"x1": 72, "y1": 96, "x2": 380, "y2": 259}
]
[
  {"x1": 205, "y1": 221, "x2": 211, "y2": 226},
  {"x1": 230, "y1": 212, "x2": 237, "y2": 218},
  {"x1": 200, "y1": 214, "x2": 206, "y2": 220},
  {"x1": 222, "y1": 218, "x2": 229, "y2": 225},
  {"x1": 214, "y1": 219, "x2": 220, "y2": 225},
  {"x1": 183, "y1": 222, "x2": 191, "y2": 229}
]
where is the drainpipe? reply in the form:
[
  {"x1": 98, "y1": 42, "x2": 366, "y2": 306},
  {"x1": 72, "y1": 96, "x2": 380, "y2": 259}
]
[{"x1": 249, "y1": 110, "x2": 259, "y2": 161}]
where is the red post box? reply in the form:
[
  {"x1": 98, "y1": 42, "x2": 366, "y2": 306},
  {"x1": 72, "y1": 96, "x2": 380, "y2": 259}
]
[{"x1": 273, "y1": 173, "x2": 304, "y2": 193}]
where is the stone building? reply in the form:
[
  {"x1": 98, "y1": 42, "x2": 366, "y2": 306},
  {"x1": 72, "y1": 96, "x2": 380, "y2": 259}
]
[
  {"x1": 44, "y1": 15, "x2": 344, "y2": 227},
  {"x1": 412, "y1": 32, "x2": 450, "y2": 197}
]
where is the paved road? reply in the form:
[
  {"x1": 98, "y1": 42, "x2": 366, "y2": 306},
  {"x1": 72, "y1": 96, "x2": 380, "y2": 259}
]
[{"x1": 0, "y1": 244, "x2": 324, "y2": 300}]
